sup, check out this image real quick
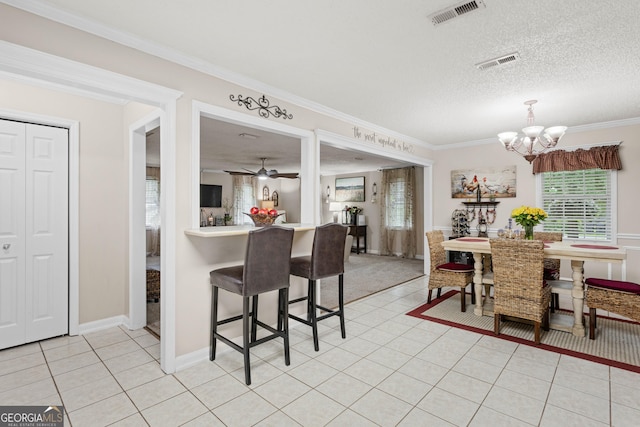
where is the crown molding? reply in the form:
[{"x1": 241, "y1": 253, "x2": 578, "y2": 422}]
[
  {"x1": 5, "y1": 0, "x2": 432, "y2": 150},
  {"x1": 0, "y1": 40, "x2": 183, "y2": 106},
  {"x1": 431, "y1": 116, "x2": 640, "y2": 151}
]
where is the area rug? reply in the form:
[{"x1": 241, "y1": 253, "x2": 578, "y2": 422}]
[
  {"x1": 407, "y1": 290, "x2": 640, "y2": 373},
  {"x1": 321, "y1": 254, "x2": 424, "y2": 308}
]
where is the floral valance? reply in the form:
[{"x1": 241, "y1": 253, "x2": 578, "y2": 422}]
[{"x1": 532, "y1": 145, "x2": 622, "y2": 174}]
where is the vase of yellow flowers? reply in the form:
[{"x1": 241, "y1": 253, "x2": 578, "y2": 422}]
[{"x1": 510, "y1": 205, "x2": 548, "y2": 240}]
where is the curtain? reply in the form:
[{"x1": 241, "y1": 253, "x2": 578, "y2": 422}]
[
  {"x1": 379, "y1": 167, "x2": 416, "y2": 258},
  {"x1": 146, "y1": 166, "x2": 161, "y2": 257},
  {"x1": 532, "y1": 145, "x2": 622, "y2": 174},
  {"x1": 232, "y1": 175, "x2": 259, "y2": 225}
]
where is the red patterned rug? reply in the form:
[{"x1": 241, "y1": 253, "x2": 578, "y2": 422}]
[{"x1": 407, "y1": 290, "x2": 640, "y2": 373}]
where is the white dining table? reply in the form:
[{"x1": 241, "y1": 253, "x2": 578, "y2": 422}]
[{"x1": 441, "y1": 236, "x2": 627, "y2": 337}]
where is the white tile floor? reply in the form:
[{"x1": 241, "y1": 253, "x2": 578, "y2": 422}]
[{"x1": 2, "y1": 276, "x2": 639, "y2": 426}]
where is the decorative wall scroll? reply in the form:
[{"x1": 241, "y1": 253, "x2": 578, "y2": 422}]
[
  {"x1": 335, "y1": 176, "x2": 365, "y2": 202},
  {"x1": 450, "y1": 166, "x2": 517, "y2": 199},
  {"x1": 229, "y1": 94, "x2": 293, "y2": 120},
  {"x1": 271, "y1": 191, "x2": 279, "y2": 207}
]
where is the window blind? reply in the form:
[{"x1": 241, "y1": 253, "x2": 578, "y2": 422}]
[
  {"x1": 146, "y1": 178, "x2": 160, "y2": 226},
  {"x1": 541, "y1": 169, "x2": 612, "y2": 241},
  {"x1": 385, "y1": 178, "x2": 411, "y2": 228}
]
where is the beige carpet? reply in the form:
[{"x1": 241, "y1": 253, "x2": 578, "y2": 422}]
[
  {"x1": 320, "y1": 254, "x2": 424, "y2": 309},
  {"x1": 407, "y1": 290, "x2": 640, "y2": 373},
  {"x1": 146, "y1": 301, "x2": 160, "y2": 338}
]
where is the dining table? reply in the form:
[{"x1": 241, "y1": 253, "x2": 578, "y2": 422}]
[{"x1": 441, "y1": 236, "x2": 627, "y2": 337}]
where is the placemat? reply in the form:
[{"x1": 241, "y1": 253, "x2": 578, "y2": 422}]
[{"x1": 571, "y1": 244, "x2": 618, "y2": 250}]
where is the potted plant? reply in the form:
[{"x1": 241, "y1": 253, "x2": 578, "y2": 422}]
[{"x1": 222, "y1": 198, "x2": 233, "y2": 226}]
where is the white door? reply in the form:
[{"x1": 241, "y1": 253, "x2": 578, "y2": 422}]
[{"x1": 0, "y1": 119, "x2": 68, "y2": 349}]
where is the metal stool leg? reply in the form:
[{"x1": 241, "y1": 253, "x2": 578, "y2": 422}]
[
  {"x1": 242, "y1": 297, "x2": 251, "y2": 385},
  {"x1": 338, "y1": 274, "x2": 346, "y2": 339},
  {"x1": 309, "y1": 279, "x2": 319, "y2": 351},
  {"x1": 251, "y1": 295, "x2": 258, "y2": 342},
  {"x1": 210, "y1": 286, "x2": 218, "y2": 361},
  {"x1": 281, "y1": 288, "x2": 291, "y2": 365}
]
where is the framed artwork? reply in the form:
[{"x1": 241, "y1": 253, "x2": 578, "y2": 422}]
[
  {"x1": 271, "y1": 191, "x2": 279, "y2": 207},
  {"x1": 335, "y1": 176, "x2": 365, "y2": 202},
  {"x1": 450, "y1": 166, "x2": 517, "y2": 198},
  {"x1": 262, "y1": 186, "x2": 270, "y2": 201}
]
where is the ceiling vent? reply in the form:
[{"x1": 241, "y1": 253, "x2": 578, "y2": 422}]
[
  {"x1": 428, "y1": 0, "x2": 486, "y2": 26},
  {"x1": 476, "y1": 52, "x2": 521, "y2": 70}
]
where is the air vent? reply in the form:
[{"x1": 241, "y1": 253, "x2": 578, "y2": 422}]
[
  {"x1": 428, "y1": 0, "x2": 486, "y2": 25},
  {"x1": 476, "y1": 52, "x2": 521, "y2": 70}
]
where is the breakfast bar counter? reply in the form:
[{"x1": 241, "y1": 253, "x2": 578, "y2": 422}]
[{"x1": 184, "y1": 223, "x2": 316, "y2": 238}]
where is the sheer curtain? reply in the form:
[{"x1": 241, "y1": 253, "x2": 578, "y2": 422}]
[
  {"x1": 379, "y1": 167, "x2": 416, "y2": 258},
  {"x1": 146, "y1": 166, "x2": 161, "y2": 256},
  {"x1": 232, "y1": 175, "x2": 259, "y2": 225}
]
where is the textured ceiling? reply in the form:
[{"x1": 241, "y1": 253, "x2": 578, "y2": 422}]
[{"x1": 12, "y1": 0, "x2": 640, "y2": 172}]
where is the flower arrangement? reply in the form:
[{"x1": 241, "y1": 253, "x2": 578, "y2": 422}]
[
  {"x1": 345, "y1": 206, "x2": 362, "y2": 215},
  {"x1": 222, "y1": 198, "x2": 233, "y2": 225},
  {"x1": 222, "y1": 198, "x2": 233, "y2": 215},
  {"x1": 510, "y1": 206, "x2": 548, "y2": 227},
  {"x1": 511, "y1": 205, "x2": 547, "y2": 239}
]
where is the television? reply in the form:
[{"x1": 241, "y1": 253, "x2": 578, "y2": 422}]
[{"x1": 200, "y1": 184, "x2": 222, "y2": 207}]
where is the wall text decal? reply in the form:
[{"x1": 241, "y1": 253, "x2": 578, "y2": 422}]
[{"x1": 352, "y1": 126, "x2": 414, "y2": 154}]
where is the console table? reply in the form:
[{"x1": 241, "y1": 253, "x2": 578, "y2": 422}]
[{"x1": 348, "y1": 225, "x2": 367, "y2": 254}]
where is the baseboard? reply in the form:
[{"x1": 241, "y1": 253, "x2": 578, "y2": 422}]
[{"x1": 78, "y1": 315, "x2": 129, "y2": 335}]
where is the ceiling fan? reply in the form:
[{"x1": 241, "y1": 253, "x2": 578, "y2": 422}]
[{"x1": 224, "y1": 158, "x2": 299, "y2": 180}]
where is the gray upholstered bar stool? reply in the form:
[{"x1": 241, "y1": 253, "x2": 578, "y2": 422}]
[
  {"x1": 288, "y1": 223, "x2": 348, "y2": 351},
  {"x1": 209, "y1": 226, "x2": 294, "y2": 385}
]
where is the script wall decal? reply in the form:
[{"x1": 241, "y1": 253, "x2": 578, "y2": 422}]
[{"x1": 352, "y1": 126, "x2": 414, "y2": 154}]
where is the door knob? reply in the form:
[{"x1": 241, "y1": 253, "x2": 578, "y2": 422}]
[{"x1": 2, "y1": 244, "x2": 9, "y2": 250}]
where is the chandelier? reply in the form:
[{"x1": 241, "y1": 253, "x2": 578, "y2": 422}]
[{"x1": 497, "y1": 100, "x2": 567, "y2": 163}]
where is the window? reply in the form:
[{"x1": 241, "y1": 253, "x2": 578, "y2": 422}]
[
  {"x1": 146, "y1": 178, "x2": 160, "y2": 227},
  {"x1": 232, "y1": 177, "x2": 258, "y2": 225},
  {"x1": 385, "y1": 177, "x2": 412, "y2": 229},
  {"x1": 540, "y1": 169, "x2": 614, "y2": 241}
]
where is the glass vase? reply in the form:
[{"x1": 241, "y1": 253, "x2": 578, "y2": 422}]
[{"x1": 524, "y1": 224, "x2": 534, "y2": 240}]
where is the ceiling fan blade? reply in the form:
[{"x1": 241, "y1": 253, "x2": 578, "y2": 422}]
[
  {"x1": 271, "y1": 173, "x2": 299, "y2": 179},
  {"x1": 242, "y1": 168, "x2": 258, "y2": 175},
  {"x1": 224, "y1": 170, "x2": 255, "y2": 176}
]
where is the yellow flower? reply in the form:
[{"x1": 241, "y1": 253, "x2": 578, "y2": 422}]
[{"x1": 510, "y1": 205, "x2": 547, "y2": 227}]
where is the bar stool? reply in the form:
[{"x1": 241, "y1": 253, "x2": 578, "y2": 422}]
[
  {"x1": 289, "y1": 223, "x2": 348, "y2": 351},
  {"x1": 209, "y1": 226, "x2": 294, "y2": 385}
]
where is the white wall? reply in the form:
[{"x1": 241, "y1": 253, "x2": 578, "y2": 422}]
[
  {"x1": 321, "y1": 169, "x2": 425, "y2": 257},
  {"x1": 432, "y1": 125, "x2": 640, "y2": 283}
]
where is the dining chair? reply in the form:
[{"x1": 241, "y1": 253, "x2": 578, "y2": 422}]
[
  {"x1": 585, "y1": 278, "x2": 640, "y2": 339},
  {"x1": 288, "y1": 223, "x2": 348, "y2": 351},
  {"x1": 533, "y1": 231, "x2": 572, "y2": 311},
  {"x1": 426, "y1": 230, "x2": 475, "y2": 312},
  {"x1": 490, "y1": 238, "x2": 551, "y2": 344},
  {"x1": 209, "y1": 226, "x2": 294, "y2": 385}
]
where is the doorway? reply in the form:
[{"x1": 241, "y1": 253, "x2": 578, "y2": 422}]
[{"x1": 145, "y1": 126, "x2": 161, "y2": 337}]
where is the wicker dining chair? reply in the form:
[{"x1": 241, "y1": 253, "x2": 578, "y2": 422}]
[
  {"x1": 585, "y1": 278, "x2": 640, "y2": 340},
  {"x1": 426, "y1": 230, "x2": 474, "y2": 312},
  {"x1": 490, "y1": 239, "x2": 551, "y2": 344},
  {"x1": 533, "y1": 231, "x2": 572, "y2": 311}
]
